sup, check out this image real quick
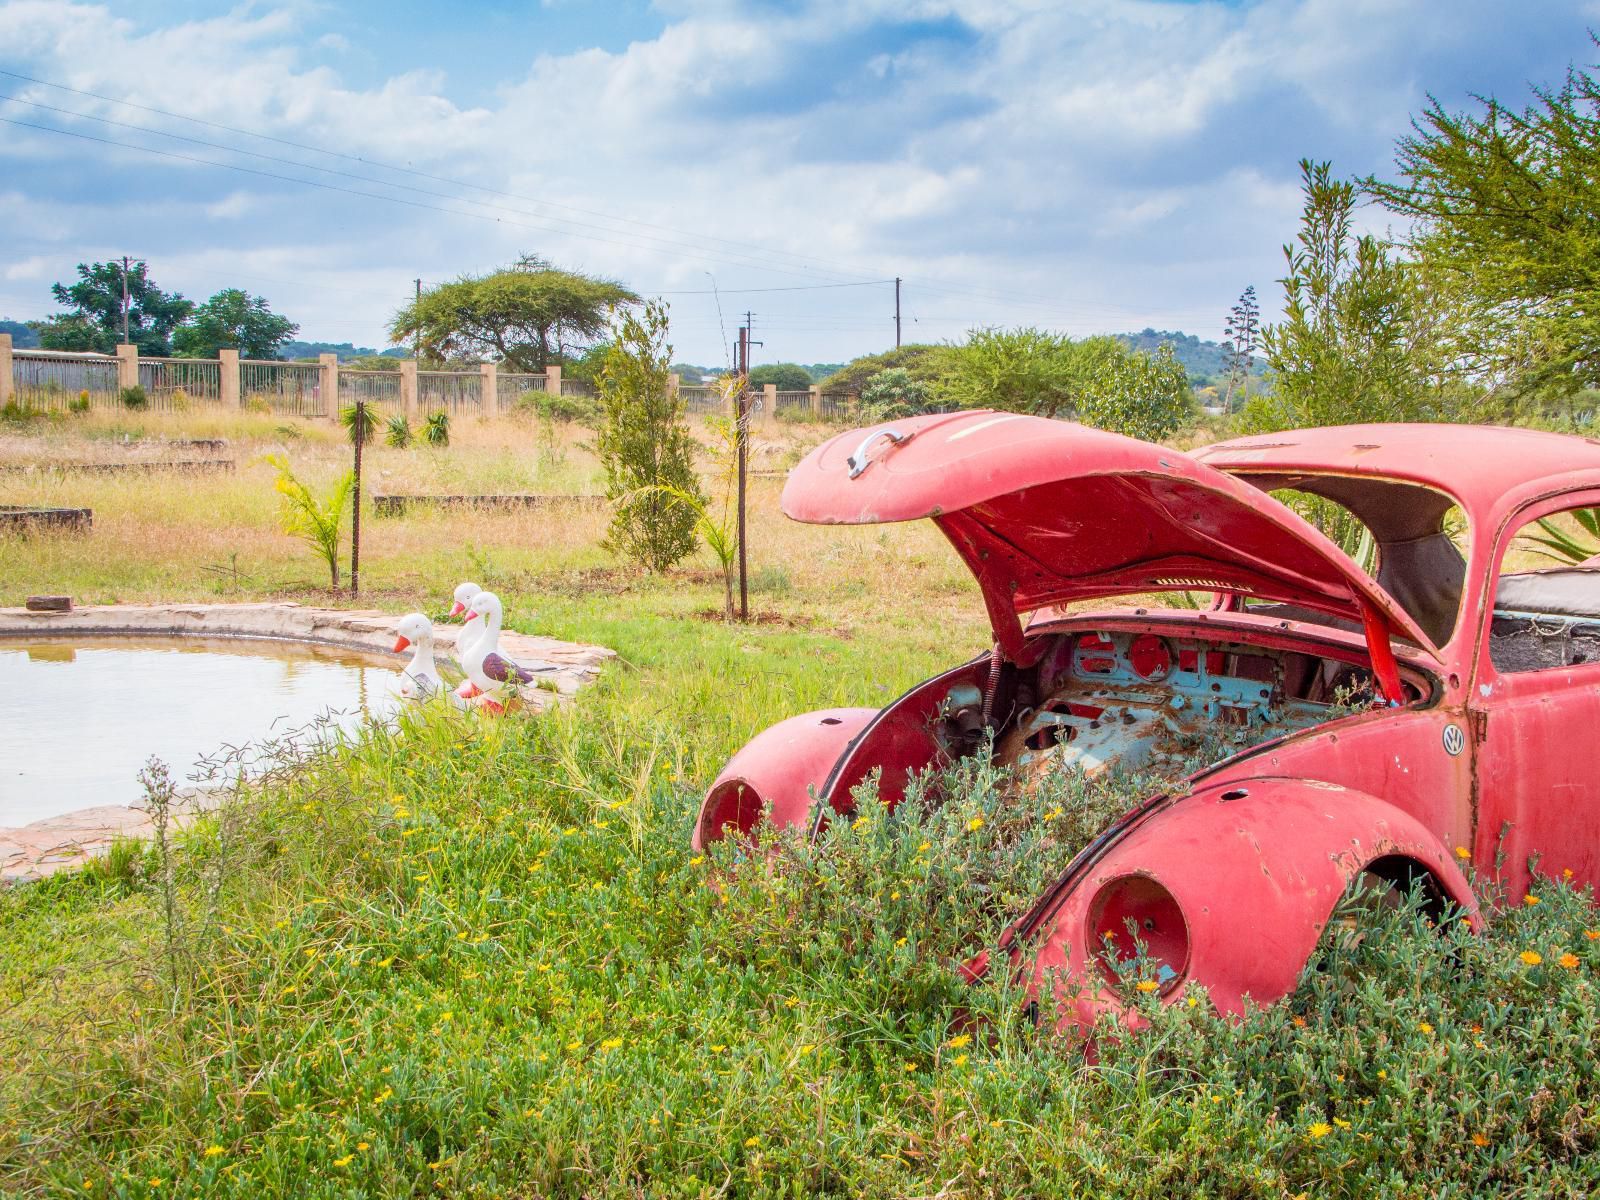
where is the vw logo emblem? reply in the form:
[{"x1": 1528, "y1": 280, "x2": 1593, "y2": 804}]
[{"x1": 1442, "y1": 724, "x2": 1466, "y2": 757}]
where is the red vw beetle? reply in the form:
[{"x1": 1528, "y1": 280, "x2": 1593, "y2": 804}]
[{"x1": 694, "y1": 411, "x2": 1600, "y2": 1031}]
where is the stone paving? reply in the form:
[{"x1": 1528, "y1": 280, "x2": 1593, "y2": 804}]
[{"x1": 0, "y1": 602, "x2": 615, "y2": 883}]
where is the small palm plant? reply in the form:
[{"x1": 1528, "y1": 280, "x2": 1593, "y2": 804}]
[
  {"x1": 385, "y1": 414, "x2": 413, "y2": 448},
  {"x1": 262, "y1": 454, "x2": 354, "y2": 588},
  {"x1": 424, "y1": 410, "x2": 450, "y2": 447},
  {"x1": 340, "y1": 403, "x2": 375, "y2": 445}
]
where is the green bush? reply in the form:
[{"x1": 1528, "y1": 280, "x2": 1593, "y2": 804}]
[
  {"x1": 340, "y1": 403, "x2": 376, "y2": 446},
  {"x1": 859, "y1": 366, "x2": 934, "y2": 420},
  {"x1": 69, "y1": 390, "x2": 91, "y2": 415},
  {"x1": 517, "y1": 389, "x2": 599, "y2": 426},
  {"x1": 384, "y1": 414, "x2": 413, "y2": 449},
  {"x1": 424, "y1": 410, "x2": 450, "y2": 447},
  {"x1": 118, "y1": 383, "x2": 148, "y2": 410}
]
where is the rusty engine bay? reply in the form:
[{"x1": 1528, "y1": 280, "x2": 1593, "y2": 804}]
[{"x1": 939, "y1": 628, "x2": 1410, "y2": 781}]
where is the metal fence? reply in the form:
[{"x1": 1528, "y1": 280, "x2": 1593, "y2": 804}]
[
  {"x1": 560, "y1": 378, "x2": 597, "y2": 398},
  {"x1": 679, "y1": 385, "x2": 724, "y2": 414},
  {"x1": 139, "y1": 357, "x2": 222, "y2": 409},
  {"x1": 419, "y1": 370, "x2": 482, "y2": 415},
  {"x1": 241, "y1": 360, "x2": 324, "y2": 418},
  {"x1": 338, "y1": 369, "x2": 403, "y2": 416},
  {"x1": 10, "y1": 350, "x2": 120, "y2": 412},
  {"x1": 497, "y1": 372, "x2": 548, "y2": 410}
]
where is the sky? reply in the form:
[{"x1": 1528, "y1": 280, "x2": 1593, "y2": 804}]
[{"x1": 0, "y1": 0, "x2": 1594, "y2": 367}]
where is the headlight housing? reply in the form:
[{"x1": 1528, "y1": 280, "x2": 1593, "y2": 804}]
[{"x1": 1087, "y1": 873, "x2": 1190, "y2": 994}]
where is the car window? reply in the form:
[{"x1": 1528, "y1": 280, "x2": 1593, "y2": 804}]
[{"x1": 1490, "y1": 502, "x2": 1600, "y2": 673}]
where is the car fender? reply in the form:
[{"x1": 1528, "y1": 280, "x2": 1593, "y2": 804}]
[
  {"x1": 692, "y1": 708, "x2": 878, "y2": 850},
  {"x1": 1019, "y1": 778, "x2": 1480, "y2": 1030}
]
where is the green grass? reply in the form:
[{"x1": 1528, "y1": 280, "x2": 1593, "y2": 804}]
[{"x1": 5, "y1": 412, "x2": 1600, "y2": 1196}]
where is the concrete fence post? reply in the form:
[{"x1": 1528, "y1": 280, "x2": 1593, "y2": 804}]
[
  {"x1": 0, "y1": 333, "x2": 12, "y2": 408},
  {"x1": 481, "y1": 361, "x2": 498, "y2": 417},
  {"x1": 319, "y1": 353, "x2": 339, "y2": 420},
  {"x1": 218, "y1": 348, "x2": 240, "y2": 409},
  {"x1": 400, "y1": 359, "x2": 418, "y2": 419},
  {"x1": 809, "y1": 385, "x2": 821, "y2": 418},
  {"x1": 669, "y1": 372, "x2": 681, "y2": 399},
  {"x1": 545, "y1": 363, "x2": 562, "y2": 395},
  {"x1": 763, "y1": 382, "x2": 777, "y2": 425},
  {"x1": 115, "y1": 343, "x2": 139, "y2": 391}
]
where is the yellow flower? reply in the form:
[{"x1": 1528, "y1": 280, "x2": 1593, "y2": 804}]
[
  {"x1": 1472, "y1": 1132, "x2": 1490, "y2": 1147},
  {"x1": 890, "y1": 890, "x2": 900, "y2": 900},
  {"x1": 1186, "y1": 995, "x2": 1199, "y2": 1008},
  {"x1": 744, "y1": 1136, "x2": 760, "y2": 1148},
  {"x1": 439, "y1": 1011, "x2": 453, "y2": 1022},
  {"x1": 565, "y1": 1041, "x2": 582, "y2": 1051},
  {"x1": 917, "y1": 841, "x2": 931, "y2": 852},
  {"x1": 851, "y1": 816, "x2": 868, "y2": 830},
  {"x1": 594, "y1": 820, "x2": 610, "y2": 829},
  {"x1": 903, "y1": 1061, "x2": 917, "y2": 1072},
  {"x1": 1135, "y1": 980, "x2": 1159, "y2": 993},
  {"x1": 601, "y1": 1037, "x2": 623, "y2": 1050},
  {"x1": 377, "y1": 957, "x2": 394, "y2": 968},
  {"x1": 948, "y1": 1033, "x2": 973, "y2": 1049},
  {"x1": 1044, "y1": 807, "x2": 1064, "y2": 820},
  {"x1": 1376, "y1": 1070, "x2": 1387, "y2": 1080},
  {"x1": 784, "y1": 997, "x2": 799, "y2": 1008},
  {"x1": 356, "y1": 1142, "x2": 370, "y2": 1151},
  {"x1": 952, "y1": 1054, "x2": 969, "y2": 1067},
  {"x1": 1308, "y1": 1122, "x2": 1332, "y2": 1139},
  {"x1": 203, "y1": 1145, "x2": 225, "y2": 1157},
  {"x1": 332, "y1": 1155, "x2": 354, "y2": 1168},
  {"x1": 798, "y1": 1043, "x2": 817, "y2": 1056},
  {"x1": 1418, "y1": 1022, "x2": 1434, "y2": 1035},
  {"x1": 689, "y1": 856, "x2": 705, "y2": 866},
  {"x1": 148, "y1": 1180, "x2": 163, "y2": 1188},
  {"x1": 1520, "y1": 950, "x2": 1543, "y2": 966},
  {"x1": 1333, "y1": 1118, "x2": 1351, "y2": 1130},
  {"x1": 1524, "y1": 894, "x2": 1540, "y2": 907},
  {"x1": 710, "y1": 1044, "x2": 727, "y2": 1053},
  {"x1": 373, "y1": 1087, "x2": 393, "y2": 1104},
  {"x1": 966, "y1": 816, "x2": 985, "y2": 832},
  {"x1": 895, "y1": 936, "x2": 908, "y2": 947},
  {"x1": 1454, "y1": 846, "x2": 1470, "y2": 860},
  {"x1": 1559, "y1": 952, "x2": 1580, "y2": 969}
]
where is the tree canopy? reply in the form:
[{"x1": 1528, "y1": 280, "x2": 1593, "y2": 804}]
[
  {"x1": 173, "y1": 289, "x2": 298, "y2": 360},
  {"x1": 1366, "y1": 57, "x2": 1600, "y2": 399},
  {"x1": 747, "y1": 363, "x2": 813, "y2": 391},
  {"x1": 388, "y1": 256, "x2": 639, "y2": 372},
  {"x1": 35, "y1": 261, "x2": 192, "y2": 355}
]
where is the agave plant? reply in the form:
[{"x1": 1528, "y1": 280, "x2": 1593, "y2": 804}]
[
  {"x1": 340, "y1": 403, "x2": 375, "y2": 446},
  {"x1": 424, "y1": 410, "x2": 450, "y2": 447},
  {"x1": 1525, "y1": 506, "x2": 1600, "y2": 564},
  {"x1": 385, "y1": 414, "x2": 413, "y2": 448}
]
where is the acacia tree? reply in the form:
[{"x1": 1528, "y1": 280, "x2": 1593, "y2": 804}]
[
  {"x1": 595, "y1": 299, "x2": 703, "y2": 572},
  {"x1": 1366, "y1": 56, "x2": 1600, "y2": 400},
  {"x1": 35, "y1": 261, "x2": 191, "y2": 355},
  {"x1": 173, "y1": 289, "x2": 298, "y2": 359},
  {"x1": 388, "y1": 255, "x2": 638, "y2": 370}
]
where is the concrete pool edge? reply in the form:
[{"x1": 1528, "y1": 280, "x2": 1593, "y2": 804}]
[{"x1": 0, "y1": 601, "x2": 616, "y2": 883}]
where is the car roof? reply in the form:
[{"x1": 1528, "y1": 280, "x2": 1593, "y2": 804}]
[{"x1": 1193, "y1": 423, "x2": 1600, "y2": 507}]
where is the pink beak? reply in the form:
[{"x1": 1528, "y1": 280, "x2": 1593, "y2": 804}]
[
  {"x1": 393, "y1": 636, "x2": 410, "y2": 653},
  {"x1": 449, "y1": 601, "x2": 465, "y2": 617}
]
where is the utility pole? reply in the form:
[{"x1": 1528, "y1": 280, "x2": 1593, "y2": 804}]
[
  {"x1": 350, "y1": 400, "x2": 364, "y2": 598},
  {"x1": 894, "y1": 277, "x2": 902, "y2": 348},
  {"x1": 120, "y1": 256, "x2": 131, "y2": 345},
  {"x1": 736, "y1": 319, "x2": 749, "y2": 622},
  {"x1": 413, "y1": 278, "x2": 422, "y2": 361}
]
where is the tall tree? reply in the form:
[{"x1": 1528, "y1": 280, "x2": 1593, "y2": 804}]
[
  {"x1": 747, "y1": 363, "x2": 813, "y2": 391},
  {"x1": 595, "y1": 299, "x2": 703, "y2": 572},
  {"x1": 35, "y1": 260, "x2": 191, "y2": 355},
  {"x1": 173, "y1": 289, "x2": 298, "y2": 359},
  {"x1": 1250, "y1": 160, "x2": 1447, "y2": 433},
  {"x1": 388, "y1": 255, "x2": 639, "y2": 371},
  {"x1": 1219, "y1": 285, "x2": 1260, "y2": 413},
  {"x1": 1366, "y1": 56, "x2": 1600, "y2": 400}
]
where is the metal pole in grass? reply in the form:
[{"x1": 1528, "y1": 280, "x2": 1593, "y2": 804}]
[
  {"x1": 351, "y1": 398, "x2": 363, "y2": 598},
  {"x1": 736, "y1": 322, "x2": 749, "y2": 621}
]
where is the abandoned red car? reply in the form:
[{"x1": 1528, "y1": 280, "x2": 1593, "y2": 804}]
[{"x1": 693, "y1": 411, "x2": 1600, "y2": 1031}]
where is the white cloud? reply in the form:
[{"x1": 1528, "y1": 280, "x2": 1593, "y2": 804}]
[{"x1": 0, "y1": 0, "x2": 1589, "y2": 357}]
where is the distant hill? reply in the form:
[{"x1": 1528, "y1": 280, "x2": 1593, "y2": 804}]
[
  {"x1": 281, "y1": 340, "x2": 407, "y2": 362},
  {"x1": 1116, "y1": 328, "x2": 1265, "y2": 389},
  {"x1": 1, "y1": 319, "x2": 40, "y2": 348}
]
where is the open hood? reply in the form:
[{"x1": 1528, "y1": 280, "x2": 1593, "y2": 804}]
[{"x1": 781, "y1": 411, "x2": 1439, "y2": 662}]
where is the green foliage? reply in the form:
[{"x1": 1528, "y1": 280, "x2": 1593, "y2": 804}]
[
  {"x1": 172, "y1": 289, "x2": 298, "y2": 360},
  {"x1": 819, "y1": 344, "x2": 952, "y2": 393},
  {"x1": 119, "y1": 384, "x2": 148, "y2": 410},
  {"x1": 387, "y1": 255, "x2": 639, "y2": 372},
  {"x1": 384, "y1": 414, "x2": 413, "y2": 449},
  {"x1": 518, "y1": 389, "x2": 600, "y2": 427},
  {"x1": 0, "y1": 317, "x2": 40, "y2": 348},
  {"x1": 424, "y1": 411, "x2": 451, "y2": 448},
  {"x1": 596, "y1": 299, "x2": 703, "y2": 572},
  {"x1": 1250, "y1": 161, "x2": 1453, "y2": 434},
  {"x1": 562, "y1": 340, "x2": 612, "y2": 385},
  {"x1": 68, "y1": 390, "x2": 91, "y2": 416},
  {"x1": 1525, "y1": 507, "x2": 1600, "y2": 564},
  {"x1": 1078, "y1": 341, "x2": 1195, "y2": 442},
  {"x1": 339, "y1": 403, "x2": 376, "y2": 446},
  {"x1": 36, "y1": 260, "x2": 192, "y2": 356},
  {"x1": 1367, "y1": 53, "x2": 1600, "y2": 402},
  {"x1": 1220, "y1": 285, "x2": 1261, "y2": 412},
  {"x1": 262, "y1": 453, "x2": 353, "y2": 587},
  {"x1": 747, "y1": 362, "x2": 813, "y2": 391},
  {"x1": 859, "y1": 366, "x2": 934, "y2": 419}
]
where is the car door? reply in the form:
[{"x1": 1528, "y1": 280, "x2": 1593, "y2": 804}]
[{"x1": 1469, "y1": 489, "x2": 1600, "y2": 900}]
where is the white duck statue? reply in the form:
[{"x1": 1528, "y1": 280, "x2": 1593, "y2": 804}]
[
  {"x1": 462, "y1": 590, "x2": 554, "y2": 714},
  {"x1": 448, "y1": 580, "x2": 487, "y2": 701},
  {"x1": 393, "y1": 612, "x2": 444, "y2": 701}
]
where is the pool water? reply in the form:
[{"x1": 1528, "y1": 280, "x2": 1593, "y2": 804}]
[{"x1": 0, "y1": 637, "x2": 402, "y2": 826}]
